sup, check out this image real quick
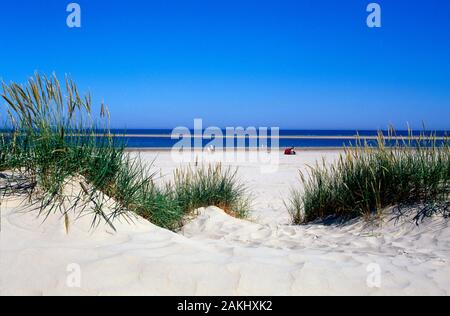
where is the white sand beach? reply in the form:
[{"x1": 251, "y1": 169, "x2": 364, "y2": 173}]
[{"x1": 1, "y1": 150, "x2": 450, "y2": 296}]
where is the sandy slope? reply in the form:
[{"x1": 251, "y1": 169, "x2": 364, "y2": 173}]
[{"x1": 1, "y1": 151, "x2": 449, "y2": 295}]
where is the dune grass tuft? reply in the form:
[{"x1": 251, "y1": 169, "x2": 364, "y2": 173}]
[
  {"x1": 0, "y1": 73, "x2": 250, "y2": 231},
  {"x1": 287, "y1": 131, "x2": 450, "y2": 224},
  {"x1": 172, "y1": 164, "x2": 250, "y2": 219}
]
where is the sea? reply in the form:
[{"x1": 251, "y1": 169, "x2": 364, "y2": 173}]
[{"x1": 105, "y1": 129, "x2": 448, "y2": 149}]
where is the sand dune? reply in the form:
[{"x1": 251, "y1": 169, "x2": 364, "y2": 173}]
[{"x1": 1, "y1": 151, "x2": 449, "y2": 295}]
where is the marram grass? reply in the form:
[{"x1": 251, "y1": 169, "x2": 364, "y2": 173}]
[
  {"x1": 286, "y1": 131, "x2": 450, "y2": 224},
  {"x1": 172, "y1": 164, "x2": 250, "y2": 219},
  {"x1": 0, "y1": 73, "x2": 250, "y2": 231}
]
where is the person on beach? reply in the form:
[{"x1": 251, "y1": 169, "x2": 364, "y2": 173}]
[{"x1": 284, "y1": 147, "x2": 296, "y2": 155}]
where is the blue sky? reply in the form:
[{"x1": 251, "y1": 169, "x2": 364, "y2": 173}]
[{"x1": 0, "y1": 0, "x2": 449, "y2": 129}]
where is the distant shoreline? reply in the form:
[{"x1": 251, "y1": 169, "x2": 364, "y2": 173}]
[
  {"x1": 110, "y1": 134, "x2": 447, "y2": 140},
  {"x1": 125, "y1": 147, "x2": 344, "y2": 152},
  {"x1": 125, "y1": 146, "x2": 447, "y2": 152},
  {"x1": 1, "y1": 132, "x2": 446, "y2": 140}
]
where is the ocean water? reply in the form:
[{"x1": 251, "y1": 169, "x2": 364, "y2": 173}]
[
  {"x1": 109, "y1": 129, "x2": 448, "y2": 137},
  {"x1": 1, "y1": 129, "x2": 447, "y2": 149},
  {"x1": 104, "y1": 129, "x2": 448, "y2": 149}
]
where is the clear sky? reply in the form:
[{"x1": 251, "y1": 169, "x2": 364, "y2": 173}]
[{"x1": 0, "y1": 0, "x2": 449, "y2": 129}]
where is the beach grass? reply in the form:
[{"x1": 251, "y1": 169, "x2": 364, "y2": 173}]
[
  {"x1": 0, "y1": 73, "x2": 249, "y2": 230},
  {"x1": 286, "y1": 130, "x2": 450, "y2": 224},
  {"x1": 131, "y1": 164, "x2": 251, "y2": 229},
  {"x1": 172, "y1": 164, "x2": 250, "y2": 219}
]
